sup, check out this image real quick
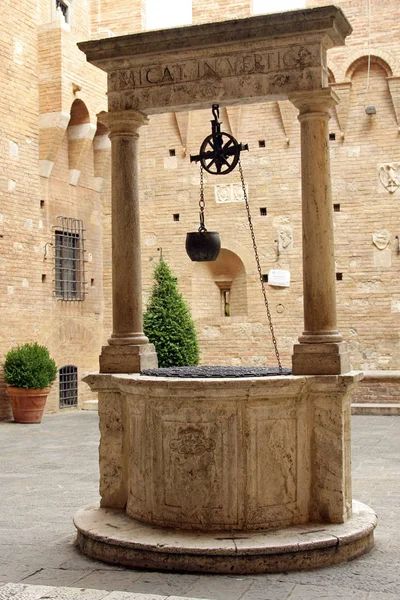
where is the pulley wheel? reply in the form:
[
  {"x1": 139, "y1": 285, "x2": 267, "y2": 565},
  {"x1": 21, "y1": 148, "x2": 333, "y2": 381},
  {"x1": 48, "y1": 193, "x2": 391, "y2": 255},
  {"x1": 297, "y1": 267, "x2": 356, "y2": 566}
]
[{"x1": 200, "y1": 133, "x2": 240, "y2": 175}]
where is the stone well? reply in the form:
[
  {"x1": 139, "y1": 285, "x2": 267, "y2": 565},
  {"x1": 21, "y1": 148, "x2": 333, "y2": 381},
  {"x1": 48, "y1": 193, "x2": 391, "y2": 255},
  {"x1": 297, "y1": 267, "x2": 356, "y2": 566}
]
[
  {"x1": 75, "y1": 5, "x2": 377, "y2": 573},
  {"x1": 75, "y1": 371, "x2": 376, "y2": 572}
]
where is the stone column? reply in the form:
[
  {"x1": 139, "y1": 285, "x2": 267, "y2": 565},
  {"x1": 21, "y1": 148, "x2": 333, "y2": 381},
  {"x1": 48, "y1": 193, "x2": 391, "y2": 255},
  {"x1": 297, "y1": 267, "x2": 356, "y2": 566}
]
[
  {"x1": 97, "y1": 110, "x2": 158, "y2": 373},
  {"x1": 289, "y1": 90, "x2": 350, "y2": 375}
]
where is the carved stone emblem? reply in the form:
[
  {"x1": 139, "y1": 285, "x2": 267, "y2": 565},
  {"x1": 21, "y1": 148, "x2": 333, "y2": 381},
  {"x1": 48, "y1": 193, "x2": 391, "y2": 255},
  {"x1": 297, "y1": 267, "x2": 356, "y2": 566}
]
[
  {"x1": 378, "y1": 164, "x2": 400, "y2": 193},
  {"x1": 170, "y1": 428, "x2": 216, "y2": 459},
  {"x1": 278, "y1": 226, "x2": 293, "y2": 252},
  {"x1": 372, "y1": 230, "x2": 390, "y2": 250},
  {"x1": 215, "y1": 183, "x2": 247, "y2": 203}
]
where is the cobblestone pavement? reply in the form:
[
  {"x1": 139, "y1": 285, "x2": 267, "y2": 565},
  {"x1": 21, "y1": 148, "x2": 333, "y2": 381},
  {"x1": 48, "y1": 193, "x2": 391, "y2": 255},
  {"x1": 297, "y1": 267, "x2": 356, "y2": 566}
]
[{"x1": 0, "y1": 412, "x2": 399, "y2": 600}]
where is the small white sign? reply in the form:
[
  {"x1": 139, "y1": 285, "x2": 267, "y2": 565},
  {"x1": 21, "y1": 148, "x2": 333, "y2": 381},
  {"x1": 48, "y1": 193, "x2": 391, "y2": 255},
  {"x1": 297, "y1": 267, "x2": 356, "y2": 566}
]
[{"x1": 268, "y1": 269, "x2": 290, "y2": 287}]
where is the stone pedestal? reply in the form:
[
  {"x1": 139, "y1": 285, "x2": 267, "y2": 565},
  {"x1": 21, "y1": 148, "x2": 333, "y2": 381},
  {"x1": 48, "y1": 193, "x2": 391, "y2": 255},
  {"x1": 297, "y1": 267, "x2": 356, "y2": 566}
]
[{"x1": 74, "y1": 371, "x2": 376, "y2": 573}]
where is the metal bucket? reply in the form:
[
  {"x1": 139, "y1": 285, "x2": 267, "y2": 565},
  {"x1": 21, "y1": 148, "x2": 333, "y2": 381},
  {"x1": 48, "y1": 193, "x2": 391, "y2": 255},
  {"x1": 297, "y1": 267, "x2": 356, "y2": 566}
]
[{"x1": 185, "y1": 231, "x2": 221, "y2": 262}]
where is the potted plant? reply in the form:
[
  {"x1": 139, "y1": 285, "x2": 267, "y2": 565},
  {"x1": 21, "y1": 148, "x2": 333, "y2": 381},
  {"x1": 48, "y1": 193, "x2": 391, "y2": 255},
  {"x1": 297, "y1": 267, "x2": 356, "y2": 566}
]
[{"x1": 3, "y1": 342, "x2": 57, "y2": 424}]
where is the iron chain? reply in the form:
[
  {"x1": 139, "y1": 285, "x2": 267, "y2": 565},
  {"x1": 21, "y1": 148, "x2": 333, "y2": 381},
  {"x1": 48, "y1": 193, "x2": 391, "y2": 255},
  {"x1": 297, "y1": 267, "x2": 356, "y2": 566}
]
[
  {"x1": 198, "y1": 165, "x2": 207, "y2": 232},
  {"x1": 239, "y1": 159, "x2": 282, "y2": 372}
]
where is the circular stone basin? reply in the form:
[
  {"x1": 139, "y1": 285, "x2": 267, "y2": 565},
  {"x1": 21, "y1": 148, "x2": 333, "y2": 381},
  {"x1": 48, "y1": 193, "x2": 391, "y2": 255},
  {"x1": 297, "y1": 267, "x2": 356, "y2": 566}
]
[{"x1": 141, "y1": 366, "x2": 292, "y2": 378}]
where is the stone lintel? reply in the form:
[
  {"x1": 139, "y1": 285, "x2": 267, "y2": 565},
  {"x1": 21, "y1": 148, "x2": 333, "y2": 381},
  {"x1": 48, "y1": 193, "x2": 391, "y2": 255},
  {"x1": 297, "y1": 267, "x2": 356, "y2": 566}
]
[
  {"x1": 78, "y1": 6, "x2": 352, "y2": 114},
  {"x1": 292, "y1": 341, "x2": 351, "y2": 375},
  {"x1": 98, "y1": 343, "x2": 158, "y2": 374}
]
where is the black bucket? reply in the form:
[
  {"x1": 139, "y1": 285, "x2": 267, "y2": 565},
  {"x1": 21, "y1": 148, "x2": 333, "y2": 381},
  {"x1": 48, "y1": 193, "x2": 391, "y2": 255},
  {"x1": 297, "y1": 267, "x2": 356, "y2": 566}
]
[{"x1": 185, "y1": 231, "x2": 221, "y2": 262}]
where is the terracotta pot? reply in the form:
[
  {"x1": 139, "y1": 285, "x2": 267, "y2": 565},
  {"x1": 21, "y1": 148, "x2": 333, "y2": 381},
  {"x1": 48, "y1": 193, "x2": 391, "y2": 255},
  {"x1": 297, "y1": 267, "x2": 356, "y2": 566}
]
[{"x1": 6, "y1": 386, "x2": 50, "y2": 424}]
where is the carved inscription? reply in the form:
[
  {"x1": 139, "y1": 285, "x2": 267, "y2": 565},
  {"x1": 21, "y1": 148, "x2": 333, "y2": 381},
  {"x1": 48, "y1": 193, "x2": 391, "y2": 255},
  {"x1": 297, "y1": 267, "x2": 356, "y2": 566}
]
[{"x1": 110, "y1": 46, "x2": 313, "y2": 91}]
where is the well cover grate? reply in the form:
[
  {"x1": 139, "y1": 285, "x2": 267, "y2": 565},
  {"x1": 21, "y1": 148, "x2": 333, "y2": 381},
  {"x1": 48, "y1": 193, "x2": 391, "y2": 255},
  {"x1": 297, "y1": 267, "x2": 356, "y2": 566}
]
[{"x1": 141, "y1": 366, "x2": 291, "y2": 378}]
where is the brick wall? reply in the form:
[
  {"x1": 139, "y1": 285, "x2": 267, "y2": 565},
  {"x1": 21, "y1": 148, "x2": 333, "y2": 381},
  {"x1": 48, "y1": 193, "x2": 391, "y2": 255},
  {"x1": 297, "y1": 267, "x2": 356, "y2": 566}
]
[
  {"x1": 352, "y1": 372, "x2": 400, "y2": 404},
  {"x1": 0, "y1": 0, "x2": 108, "y2": 418},
  {"x1": 2, "y1": 0, "x2": 400, "y2": 420}
]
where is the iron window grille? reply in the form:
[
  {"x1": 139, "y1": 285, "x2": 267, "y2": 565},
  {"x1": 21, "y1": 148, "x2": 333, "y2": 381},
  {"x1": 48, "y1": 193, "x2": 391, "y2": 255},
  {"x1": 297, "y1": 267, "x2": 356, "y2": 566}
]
[
  {"x1": 59, "y1": 365, "x2": 78, "y2": 409},
  {"x1": 53, "y1": 217, "x2": 86, "y2": 301}
]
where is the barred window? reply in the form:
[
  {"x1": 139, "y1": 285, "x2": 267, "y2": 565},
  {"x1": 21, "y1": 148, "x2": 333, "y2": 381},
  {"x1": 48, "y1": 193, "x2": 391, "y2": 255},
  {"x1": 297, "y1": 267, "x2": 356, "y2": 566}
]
[
  {"x1": 54, "y1": 217, "x2": 86, "y2": 301},
  {"x1": 56, "y1": 0, "x2": 70, "y2": 22},
  {"x1": 59, "y1": 365, "x2": 78, "y2": 409}
]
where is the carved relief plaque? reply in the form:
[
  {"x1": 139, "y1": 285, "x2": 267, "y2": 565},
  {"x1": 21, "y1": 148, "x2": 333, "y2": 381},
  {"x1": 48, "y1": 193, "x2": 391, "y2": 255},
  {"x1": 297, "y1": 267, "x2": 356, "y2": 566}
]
[
  {"x1": 277, "y1": 226, "x2": 293, "y2": 252},
  {"x1": 378, "y1": 163, "x2": 400, "y2": 193},
  {"x1": 372, "y1": 230, "x2": 390, "y2": 250},
  {"x1": 215, "y1": 183, "x2": 248, "y2": 203},
  {"x1": 149, "y1": 406, "x2": 239, "y2": 529}
]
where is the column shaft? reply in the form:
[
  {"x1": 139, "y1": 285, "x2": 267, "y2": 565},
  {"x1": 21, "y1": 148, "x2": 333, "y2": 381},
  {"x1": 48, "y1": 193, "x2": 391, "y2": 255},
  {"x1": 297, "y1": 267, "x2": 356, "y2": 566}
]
[
  {"x1": 290, "y1": 90, "x2": 349, "y2": 375},
  {"x1": 110, "y1": 131, "x2": 147, "y2": 345},
  {"x1": 97, "y1": 110, "x2": 158, "y2": 373},
  {"x1": 298, "y1": 109, "x2": 341, "y2": 343}
]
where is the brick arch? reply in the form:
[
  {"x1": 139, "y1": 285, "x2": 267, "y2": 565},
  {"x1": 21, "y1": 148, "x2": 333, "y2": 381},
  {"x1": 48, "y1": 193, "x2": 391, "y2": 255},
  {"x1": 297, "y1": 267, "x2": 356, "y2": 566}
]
[
  {"x1": 191, "y1": 247, "x2": 249, "y2": 319},
  {"x1": 69, "y1": 98, "x2": 91, "y2": 126},
  {"x1": 341, "y1": 50, "x2": 396, "y2": 81},
  {"x1": 67, "y1": 99, "x2": 96, "y2": 185}
]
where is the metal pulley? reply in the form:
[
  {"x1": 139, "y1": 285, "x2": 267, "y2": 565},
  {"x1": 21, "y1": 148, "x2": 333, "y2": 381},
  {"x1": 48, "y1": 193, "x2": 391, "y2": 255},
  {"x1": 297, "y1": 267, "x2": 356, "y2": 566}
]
[
  {"x1": 186, "y1": 104, "x2": 248, "y2": 262},
  {"x1": 190, "y1": 104, "x2": 248, "y2": 175}
]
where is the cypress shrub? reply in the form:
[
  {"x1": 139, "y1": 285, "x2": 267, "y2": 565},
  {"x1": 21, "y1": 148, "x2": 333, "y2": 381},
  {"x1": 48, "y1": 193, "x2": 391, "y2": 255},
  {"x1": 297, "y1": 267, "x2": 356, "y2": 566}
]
[{"x1": 144, "y1": 260, "x2": 199, "y2": 368}]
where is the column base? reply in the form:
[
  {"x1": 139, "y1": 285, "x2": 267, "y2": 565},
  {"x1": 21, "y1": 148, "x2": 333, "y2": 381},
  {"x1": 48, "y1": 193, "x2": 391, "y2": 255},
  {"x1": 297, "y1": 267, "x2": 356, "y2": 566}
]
[
  {"x1": 292, "y1": 342, "x2": 350, "y2": 375},
  {"x1": 99, "y1": 343, "x2": 158, "y2": 373}
]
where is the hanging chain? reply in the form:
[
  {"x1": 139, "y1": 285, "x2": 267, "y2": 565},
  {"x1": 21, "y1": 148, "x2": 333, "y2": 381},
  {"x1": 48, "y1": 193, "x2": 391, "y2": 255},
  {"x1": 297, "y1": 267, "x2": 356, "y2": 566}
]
[
  {"x1": 198, "y1": 165, "x2": 207, "y2": 232},
  {"x1": 239, "y1": 159, "x2": 282, "y2": 372}
]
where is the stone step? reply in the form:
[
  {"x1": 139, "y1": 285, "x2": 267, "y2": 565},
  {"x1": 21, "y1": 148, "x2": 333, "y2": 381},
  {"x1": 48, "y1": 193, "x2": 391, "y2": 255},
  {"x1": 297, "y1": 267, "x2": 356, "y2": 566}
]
[
  {"x1": 0, "y1": 583, "x2": 206, "y2": 600},
  {"x1": 81, "y1": 399, "x2": 98, "y2": 411},
  {"x1": 352, "y1": 403, "x2": 400, "y2": 415}
]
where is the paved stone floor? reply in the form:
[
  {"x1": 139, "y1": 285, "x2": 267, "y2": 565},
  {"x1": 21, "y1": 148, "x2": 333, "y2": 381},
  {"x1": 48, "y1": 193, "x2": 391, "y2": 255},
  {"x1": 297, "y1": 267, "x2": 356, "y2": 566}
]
[{"x1": 0, "y1": 412, "x2": 399, "y2": 600}]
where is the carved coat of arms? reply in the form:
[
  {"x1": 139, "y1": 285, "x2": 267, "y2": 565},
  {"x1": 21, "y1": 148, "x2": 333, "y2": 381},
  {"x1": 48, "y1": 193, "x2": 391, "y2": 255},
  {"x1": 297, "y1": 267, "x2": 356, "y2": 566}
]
[{"x1": 378, "y1": 164, "x2": 400, "y2": 194}]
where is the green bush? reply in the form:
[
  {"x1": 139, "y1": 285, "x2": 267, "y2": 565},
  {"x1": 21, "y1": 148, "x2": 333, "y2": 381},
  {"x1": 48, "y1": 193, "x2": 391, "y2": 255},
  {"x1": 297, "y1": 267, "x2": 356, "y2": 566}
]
[
  {"x1": 144, "y1": 260, "x2": 200, "y2": 368},
  {"x1": 3, "y1": 342, "x2": 57, "y2": 389}
]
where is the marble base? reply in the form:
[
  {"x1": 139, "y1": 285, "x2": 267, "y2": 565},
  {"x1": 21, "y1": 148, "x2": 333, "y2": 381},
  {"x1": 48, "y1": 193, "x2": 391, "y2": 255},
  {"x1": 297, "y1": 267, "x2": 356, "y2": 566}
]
[
  {"x1": 74, "y1": 501, "x2": 376, "y2": 574},
  {"x1": 99, "y1": 343, "x2": 158, "y2": 373},
  {"x1": 292, "y1": 342, "x2": 351, "y2": 375}
]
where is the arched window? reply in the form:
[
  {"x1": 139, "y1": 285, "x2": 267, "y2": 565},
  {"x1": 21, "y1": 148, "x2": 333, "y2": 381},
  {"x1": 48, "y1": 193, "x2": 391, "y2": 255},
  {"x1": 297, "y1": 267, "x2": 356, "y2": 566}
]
[
  {"x1": 59, "y1": 365, "x2": 78, "y2": 408},
  {"x1": 192, "y1": 249, "x2": 248, "y2": 320}
]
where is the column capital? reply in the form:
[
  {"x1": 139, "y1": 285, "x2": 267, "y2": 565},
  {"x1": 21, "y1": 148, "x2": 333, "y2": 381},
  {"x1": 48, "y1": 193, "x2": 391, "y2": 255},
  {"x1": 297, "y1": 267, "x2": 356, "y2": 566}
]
[
  {"x1": 97, "y1": 110, "x2": 149, "y2": 136},
  {"x1": 288, "y1": 88, "x2": 339, "y2": 117}
]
